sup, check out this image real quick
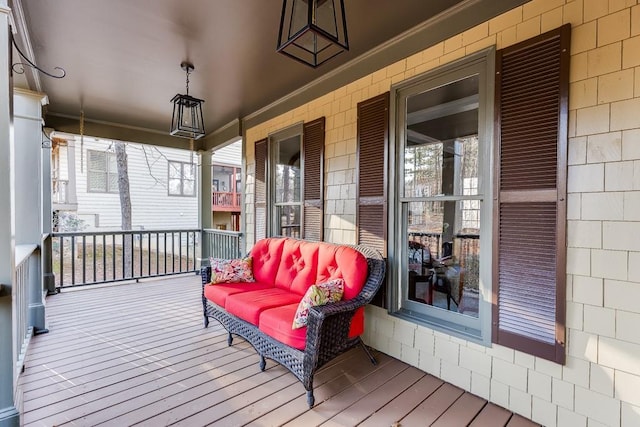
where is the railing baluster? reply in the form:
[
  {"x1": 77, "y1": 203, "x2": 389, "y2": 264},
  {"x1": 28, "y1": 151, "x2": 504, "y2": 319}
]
[
  {"x1": 139, "y1": 232, "x2": 143, "y2": 278},
  {"x1": 92, "y1": 234, "x2": 97, "y2": 283},
  {"x1": 112, "y1": 234, "x2": 116, "y2": 281},
  {"x1": 82, "y1": 235, "x2": 86, "y2": 284},
  {"x1": 147, "y1": 232, "x2": 151, "y2": 276},
  {"x1": 71, "y1": 235, "x2": 76, "y2": 285},
  {"x1": 59, "y1": 236, "x2": 64, "y2": 287},
  {"x1": 179, "y1": 232, "x2": 183, "y2": 272},
  {"x1": 103, "y1": 234, "x2": 107, "y2": 282}
]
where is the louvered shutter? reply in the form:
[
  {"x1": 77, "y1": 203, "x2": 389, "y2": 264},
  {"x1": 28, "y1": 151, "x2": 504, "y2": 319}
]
[
  {"x1": 254, "y1": 138, "x2": 267, "y2": 241},
  {"x1": 493, "y1": 25, "x2": 570, "y2": 364},
  {"x1": 357, "y1": 92, "x2": 389, "y2": 307},
  {"x1": 302, "y1": 117, "x2": 325, "y2": 241}
]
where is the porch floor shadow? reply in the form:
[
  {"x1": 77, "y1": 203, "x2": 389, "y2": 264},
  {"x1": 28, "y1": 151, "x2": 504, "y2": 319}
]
[{"x1": 19, "y1": 274, "x2": 538, "y2": 427}]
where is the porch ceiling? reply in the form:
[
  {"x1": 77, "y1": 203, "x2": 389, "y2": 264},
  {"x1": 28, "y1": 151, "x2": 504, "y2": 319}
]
[{"x1": 11, "y1": 0, "x2": 520, "y2": 146}]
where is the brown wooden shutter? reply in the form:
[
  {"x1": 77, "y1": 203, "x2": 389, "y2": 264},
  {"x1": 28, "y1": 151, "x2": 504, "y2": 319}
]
[
  {"x1": 357, "y1": 92, "x2": 389, "y2": 307},
  {"x1": 254, "y1": 138, "x2": 267, "y2": 241},
  {"x1": 493, "y1": 24, "x2": 570, "y2": 364},
  {"x1": 302, "y1": 117, "x2": 325, "y2": 241}
]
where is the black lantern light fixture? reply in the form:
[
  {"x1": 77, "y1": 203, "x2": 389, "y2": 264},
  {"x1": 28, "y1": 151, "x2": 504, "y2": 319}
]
[
  {"x1": 170, "y1": 61, "x2": 205, "y2": 139},
  {"x1": 276, "y1": 0, "x2": 349, "y2": 68}
]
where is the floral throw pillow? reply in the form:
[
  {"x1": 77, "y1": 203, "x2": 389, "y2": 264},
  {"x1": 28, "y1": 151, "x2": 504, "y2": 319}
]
[
  {"x1": 209, "y1": 256, "x2": 255, "y2": 284},
  {"x1": 292, "y1": 278, "x2": 344, "y2": 329}
]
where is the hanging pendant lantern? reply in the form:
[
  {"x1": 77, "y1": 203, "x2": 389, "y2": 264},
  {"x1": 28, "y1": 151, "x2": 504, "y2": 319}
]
[
  {"x1": 170, "y1": 61, "x2": 205, "y2": 139},
  {"x1": 276, "y1": 0, "x2": 349, "y2": 68}
]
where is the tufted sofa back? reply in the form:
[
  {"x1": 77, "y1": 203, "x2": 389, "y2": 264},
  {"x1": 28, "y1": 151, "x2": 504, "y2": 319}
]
[{"x1": 249, "y1": 238, "x2": 369, "y2": 299}]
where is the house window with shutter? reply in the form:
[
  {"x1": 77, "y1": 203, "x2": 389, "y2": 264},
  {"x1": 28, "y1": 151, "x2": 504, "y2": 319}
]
[
  {"x1": 254, "y1": 118, "x2": 325, "y2": 240},
  {"x1": 376, "y1": 27, "x2": 568, "y2": 357},
  {"x1": 389, "y1": 48, "x2": 495, "y2": 342}
]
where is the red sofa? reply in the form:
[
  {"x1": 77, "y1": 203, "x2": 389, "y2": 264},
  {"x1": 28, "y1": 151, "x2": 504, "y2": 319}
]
[{"x1": 201, "y1": 237, "x2": 386, "y2": 407}]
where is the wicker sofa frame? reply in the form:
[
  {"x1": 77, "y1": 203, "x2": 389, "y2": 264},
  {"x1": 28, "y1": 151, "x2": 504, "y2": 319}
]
[{"x1": 201, "y1": 240, "x2": 386, "y2": 407}]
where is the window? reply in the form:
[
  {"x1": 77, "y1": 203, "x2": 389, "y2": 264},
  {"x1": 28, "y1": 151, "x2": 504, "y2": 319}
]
[
  {"x1": 357, "y1": 26, "x2": 568, "y2": 361},
  {"x1": 87, "y1": 150, "x2": 118, "y2": 193},
  {"x1": 168, "y1": 161, "x2": 196, "y2": 197},
  {"x1": 271, "y1": 130, "x2": 302, "y2": 237},
  {"x1": 390, "y1": 49, "x2": 494, "y2": 342},
  {"x1": 254, "y1": 118, "x2": 325, "y2": 241}
]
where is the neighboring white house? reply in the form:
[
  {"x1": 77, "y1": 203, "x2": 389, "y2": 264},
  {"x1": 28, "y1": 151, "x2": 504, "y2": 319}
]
[
  {"x1": 51, "y1": 134, "x2": 242, "y2": 232},
  {"x1": 52, "y1": 133, "x2": 198, "y2": 232}
]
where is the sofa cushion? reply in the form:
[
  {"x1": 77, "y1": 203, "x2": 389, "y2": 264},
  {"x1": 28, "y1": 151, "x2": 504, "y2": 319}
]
[
  {"x1": 225, "y1": 288, "x2": 301, "y2": 325},
  {"x1": 250, "y1": 238, "x2": 286, "y2": 285},
  {"x1": 274, "y1": 239, "x2": 319, "y2": 294},
  {"x1": 259, "y1": 304, "x2": 366, "y2": 350},
  {"x1": 292, "y1": 279, "x2": 344, "y2": 329},
  {"x1": 209, "y1": 257, "x2": 255, "y2": 284},
  {"x1": 315, "y1": 244, "x2": 369, "y2": 300},
  {"x1": 204, "y1": 281, "x2": 274, "y2": 308},
  {"x1": 259, "y1": 304, "x2": 307, "y2": 349}
]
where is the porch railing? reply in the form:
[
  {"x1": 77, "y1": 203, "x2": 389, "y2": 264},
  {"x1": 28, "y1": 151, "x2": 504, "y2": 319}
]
[
  {"x1": 14, "y1": 244, "x2": 39, "y2": 381},
  {"x1": 203, "y1": 229, "x2": 242, "y2": 260},
  {"x1": 212, "y1": 191, "x2": 240, "y2": 210},
  {"x1": 52, "y1": 229, "x2": 200, "y2": 289},
  {"x1": 52, "y1": 178, "x2": 69, "y2": 204}
]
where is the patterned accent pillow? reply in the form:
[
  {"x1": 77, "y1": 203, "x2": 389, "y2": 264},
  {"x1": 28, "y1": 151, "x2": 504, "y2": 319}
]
[
  {"x1": 209, "y1": 256, "x2": 255, "y2": 284},
  {"x1": 292, "y1": 279, "x2": 344, "y2": 329}
]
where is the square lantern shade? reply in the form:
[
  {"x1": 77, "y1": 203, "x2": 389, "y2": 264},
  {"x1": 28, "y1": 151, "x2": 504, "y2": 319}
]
[
  {"x1": 277, "y1": 0, "x2": 349, "y2": 68},
  {"x1": 170, "y1": 93, "x2": 205, "y2": 139}
]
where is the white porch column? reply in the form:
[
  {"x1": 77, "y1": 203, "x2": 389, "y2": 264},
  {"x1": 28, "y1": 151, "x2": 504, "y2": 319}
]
[
  {"x1": 198, "y1": 150, "x2": 213, "y2": 265},
  {"x1": 0, "y1": 1, "x2": 20, "y2": 424},
  {"x1": 13, "y1": 88, "x2": 48, "y2": 329}
]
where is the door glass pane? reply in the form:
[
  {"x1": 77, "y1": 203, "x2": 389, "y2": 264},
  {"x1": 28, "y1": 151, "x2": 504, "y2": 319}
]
[
  {"x1": 406, "y1": 201, "x2": 480, "y2": 318},
  {"x1": 404, "y1": 75, "x2": 479, "y2": 198},
  {"x1": 275, "y1": 135, "x2": 301, "y2": 203}
]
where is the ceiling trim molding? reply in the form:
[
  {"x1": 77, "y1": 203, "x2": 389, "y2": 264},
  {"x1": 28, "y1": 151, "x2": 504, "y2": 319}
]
[
  {"x1": 9, "y1": 0, "x2": 43, "y2": 93},
  {"x1": 45, "y1": 112, "x2": 192, "y2": 150},
  {"x1": 241, "y1": 0, "x2": 528, "y2": 132}
]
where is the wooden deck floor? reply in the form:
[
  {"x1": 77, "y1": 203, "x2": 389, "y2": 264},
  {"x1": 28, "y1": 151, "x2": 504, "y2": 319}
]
[{"x1": 20, "y1": 275, "x2": 538, "y2": 427}]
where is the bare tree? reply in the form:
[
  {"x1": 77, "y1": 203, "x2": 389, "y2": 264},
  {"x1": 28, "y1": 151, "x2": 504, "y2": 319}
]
[{"x1": 115, "y1": 142, "x2": 133, "y2": 277}]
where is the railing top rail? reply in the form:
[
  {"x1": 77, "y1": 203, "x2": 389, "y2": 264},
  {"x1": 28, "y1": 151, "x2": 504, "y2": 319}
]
[
  {"x1": 203, "y1": 229, "x2": 243, "y2": 236},
  {"x1": 52, "y1": 228, "x2": 201, "y2": 237},
  {"x1": 15, "y1": 244, "x2": 38, "y2": 266}
]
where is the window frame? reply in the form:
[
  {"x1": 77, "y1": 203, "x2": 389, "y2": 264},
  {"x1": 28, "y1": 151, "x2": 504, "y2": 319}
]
[
  {"x1": 167, "y1": 160, "x2": 197, "y2": 197},
  {"x1": 86, "y1": 149, "x2": 119, "y2": 194},
  {"x1": 388, "y1": 47, "x2": 495, "y2": 344}
]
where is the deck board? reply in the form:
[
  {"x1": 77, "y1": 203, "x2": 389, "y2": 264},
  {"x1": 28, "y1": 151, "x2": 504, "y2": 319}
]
[{"x1": 21, "y1": 274, "x2": 538, "y2": 426}]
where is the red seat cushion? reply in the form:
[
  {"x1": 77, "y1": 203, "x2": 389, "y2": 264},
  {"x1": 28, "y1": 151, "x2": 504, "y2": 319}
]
[
  {"x1": 259, "y1": 304, "x2": 307, "y2": 349},
  {"x1": 204, "y1": 281, "x2": 274, "y2": 307},
  {"x1": 225, "y1": 288, "x2": 301, "y2": 325},
  {"x1": 259, "y1": 304, "x2": 366, "y2": 350}
]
